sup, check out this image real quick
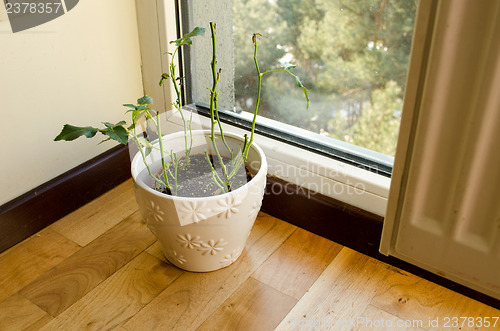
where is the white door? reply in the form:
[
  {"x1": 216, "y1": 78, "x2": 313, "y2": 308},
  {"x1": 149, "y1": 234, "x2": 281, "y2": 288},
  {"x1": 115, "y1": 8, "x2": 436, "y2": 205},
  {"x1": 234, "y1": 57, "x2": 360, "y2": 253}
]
[{"x1": 380, "y1": 0, "x2": 500, "y2": 300}]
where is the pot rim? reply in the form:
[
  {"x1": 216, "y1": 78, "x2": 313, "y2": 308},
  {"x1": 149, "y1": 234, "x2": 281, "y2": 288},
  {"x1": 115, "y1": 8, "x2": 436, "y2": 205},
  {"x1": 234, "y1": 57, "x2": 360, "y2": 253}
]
[{"x1": 130, "y1": 129, "x2": 267, "y2": 201}]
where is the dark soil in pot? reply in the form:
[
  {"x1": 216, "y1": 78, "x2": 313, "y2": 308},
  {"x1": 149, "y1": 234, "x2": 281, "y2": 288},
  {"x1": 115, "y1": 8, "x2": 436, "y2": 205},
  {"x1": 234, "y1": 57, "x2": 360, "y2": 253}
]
[{"x1": 153, "y1": 153, "x2": 253, "y2": 197}]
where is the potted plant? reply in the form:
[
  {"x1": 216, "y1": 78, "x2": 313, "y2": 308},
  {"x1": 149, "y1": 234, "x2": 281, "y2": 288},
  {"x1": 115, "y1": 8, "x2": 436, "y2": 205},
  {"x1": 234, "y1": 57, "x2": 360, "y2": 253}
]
[{"x1": 55, "y1": 22, "x2": 308, "y2": 272}]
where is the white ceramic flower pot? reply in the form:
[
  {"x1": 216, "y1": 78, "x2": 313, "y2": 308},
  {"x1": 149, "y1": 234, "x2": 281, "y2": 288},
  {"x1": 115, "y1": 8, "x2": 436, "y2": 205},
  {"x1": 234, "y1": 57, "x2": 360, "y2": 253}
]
[{"x1": 131, "y1": 130, "x2": 267, "y2": 272}]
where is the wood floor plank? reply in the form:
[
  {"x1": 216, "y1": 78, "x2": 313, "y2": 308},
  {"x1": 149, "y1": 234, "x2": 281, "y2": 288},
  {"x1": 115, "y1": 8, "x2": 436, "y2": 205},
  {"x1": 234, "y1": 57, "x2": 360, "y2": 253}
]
[
  {"x1": 275, "y1": 247, "x2": 392, "y2": 331},
  {"x1": 0, "y1": 293, "x2": 53, "y2": 331},
  {"x1": 198, "y1": 277, "x2": 297, "y2": 331},
  {"x1": 0, "y1": 228, "x2": 80, "y2": 303},
  {"x1": 2, "y1": 177, "x2": 499, "y2": 331},
  {"x1": 252, "y1": 227, "x2": 343, "y2": 300},
  {"x1": 38, "y1": 252, "x2": 183, "y2": 330},
  {"x1": 371, "y1": 267, "x2": 446, "y2": 323},
  {"x1": 51, "y1": 179, "x2": 137, "y2": 246},
  {"x1": 358, "y1": 304, "x2": 426, "y2": 330},
  {"x1": 19, "y1": 211, "x2": 156, "y2": 317},
  {"x1": 145, "y1": 241, "x2": 168, "y2": 263},
  {"x1": 122, "y1": 213, "x2": 297, "y2": 331},
  {"x1": 370, "y1": 267, "x2": 500, "y2": 329}
]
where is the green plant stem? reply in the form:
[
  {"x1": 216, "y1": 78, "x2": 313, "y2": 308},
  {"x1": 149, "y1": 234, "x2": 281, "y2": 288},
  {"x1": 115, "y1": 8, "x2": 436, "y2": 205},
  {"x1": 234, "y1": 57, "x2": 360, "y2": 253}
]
[
  {"x1": 170, "y1": 47, "x2": 192, "y2": 161},
  {"x1": 261, "y1": 68, "x2": 290, "y2": 75},
  {"x1": 152, "y1": 112, "x2": 172, "y2": 192},
  {"x1": 244, "y1": 34, "x2": 263, "y2": 161},
  {"x1": 209, "y1": 22, "x2": 230, "y2": 192},
  {"x1": 243, "y1": 34, "x2": 308, "y2": 160},
  {"x1": 129, "y1": 131, "x2": 167, "y2": 189},
  {"x1": 214, "y1": 95, "x2": 234, "y2": 161},
  {"x1": 209, "y1": 23, "x2": 218, "y2": 142},
  {"x1": 168, "y1": 151, "x2": 179, "y2": 195},
  {"x1": 228, "y1": 152, "x2": 245, "y2": 178},
  {"x1": 204, "y1": 152, "x2": 226, "y2": 192}
]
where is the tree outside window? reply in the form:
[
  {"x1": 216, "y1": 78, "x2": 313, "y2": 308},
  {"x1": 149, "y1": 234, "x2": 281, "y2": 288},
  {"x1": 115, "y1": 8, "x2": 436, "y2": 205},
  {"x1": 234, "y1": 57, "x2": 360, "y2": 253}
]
[{"x1": 234, "y1": 0, "x2": 418, "y2": 156}]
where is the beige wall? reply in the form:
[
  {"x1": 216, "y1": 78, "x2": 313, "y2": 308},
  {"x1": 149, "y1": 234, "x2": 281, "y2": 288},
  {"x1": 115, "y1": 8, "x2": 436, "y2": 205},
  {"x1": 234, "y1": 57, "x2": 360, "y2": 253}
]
[{"x1": 0, "y1": 0, "x2": 144, "y2": 205}]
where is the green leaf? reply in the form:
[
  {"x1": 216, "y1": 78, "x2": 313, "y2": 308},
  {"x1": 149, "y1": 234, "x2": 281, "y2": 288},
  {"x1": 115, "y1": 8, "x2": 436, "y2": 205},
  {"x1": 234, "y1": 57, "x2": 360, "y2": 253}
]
[
  {"x1": 295, "y1": 76, "x2": 310, "y2": 109},
  {"x1": 279, "y1": 59, "x2": 296, "y2": 70},
  {"x1": 159, "y1": 73, "x2": 169, "y2": 86},
  {"x1": 100, "y1": 125, "x2": 129, "y2": 145},
  {"x1": 170, "y1": 27, "x2": 206, "y2": 46},
  {"x1": 302, "y1": 87, "x2": 310, "y2": 109},
  {"x1": 294, "y1": 75, "x2": 304, "y2": 88},
  {"x1": 98, "y1": 137, "x2": 111, "y2": 145},
  {"x1": 124, "y1": 103, "x2": 148, "y2": 113},
  {"x1": 127, "y1": 109, "x2": 144, "y2": 126},
  {"x1": 190, "y1": 26, "x2": 206, "y2": 37},
  {"x1": 54, "y1": 124, "x2": 99, "y2": 141},
  {"x1": 103, "y1": 121, "x2": 126, "y2": 129},
  {"x1": 137, "y1": 136, "x2": 153, "y2": 156},
  {"x1": 137, "y1": 96, "x2": 153, "y2": 105}
]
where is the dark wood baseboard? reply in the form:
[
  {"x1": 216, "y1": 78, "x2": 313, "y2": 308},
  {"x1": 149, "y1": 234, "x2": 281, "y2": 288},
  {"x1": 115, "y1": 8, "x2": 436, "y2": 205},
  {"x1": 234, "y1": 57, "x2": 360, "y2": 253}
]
[
  {"x1": 262, "y1": 176, "x2": 384, "y2": 257},
  {"x1": 1, "y1": 148, "x2": 498, "y2": 309},
  {"x1": 0, "y1": 145, "x2": 131, "y2": 253}
]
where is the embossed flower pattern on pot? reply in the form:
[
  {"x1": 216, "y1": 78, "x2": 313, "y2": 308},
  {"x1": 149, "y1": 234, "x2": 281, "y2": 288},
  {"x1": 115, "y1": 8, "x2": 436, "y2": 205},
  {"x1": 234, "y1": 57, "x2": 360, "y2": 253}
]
[
  {"x1": 177, "y1": 233, "x2": 202, "y2": 249},
  {"x1": 198, "y1": 239, "x2": 228, "y2": 255},
  {"x1": 213, "y1": 195, "x2": 241, "y2": 219},
  {"x1": 249, "y1": 199, "x2": 262, "y2": 220},
  {"x1": 248, "y1": 186, "x2": 264, "y2": 220},
  {"x1": 169, "y1": 249, "x2": 187, "y2": 265},
  {"x1": 220, "y1": 247, "x2": 243, "y2": 267},
  {"x1": 146, "y1": 200, "x2": 164, "y2": 222},
  {"x1": 177, "y1": 201, "x2": 207, "y2": 223}
]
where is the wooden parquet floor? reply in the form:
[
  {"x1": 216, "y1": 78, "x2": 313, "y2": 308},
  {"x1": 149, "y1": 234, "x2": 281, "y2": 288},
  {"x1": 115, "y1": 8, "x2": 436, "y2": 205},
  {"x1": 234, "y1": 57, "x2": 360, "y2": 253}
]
[{"x1": 0, "y1": 179, "x2": 499, "y2": 330}]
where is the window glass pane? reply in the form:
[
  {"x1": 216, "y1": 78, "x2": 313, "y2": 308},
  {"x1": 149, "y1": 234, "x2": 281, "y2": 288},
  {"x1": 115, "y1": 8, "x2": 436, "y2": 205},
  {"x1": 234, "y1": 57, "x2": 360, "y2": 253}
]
[{"x1": 233, "y1": 0, "x2": 418, "y2": 156}]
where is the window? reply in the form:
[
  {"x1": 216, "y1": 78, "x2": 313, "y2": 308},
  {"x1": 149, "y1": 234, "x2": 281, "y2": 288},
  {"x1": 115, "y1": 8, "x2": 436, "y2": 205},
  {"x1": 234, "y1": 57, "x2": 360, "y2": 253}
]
[
  {"x1": 182, "y1": 0, "x2": 417, "y2": 161},
  {"x1": 169, "y1": 0, "x2": 419, "y2": 215},
  {"x1": 233, "y1": 0, "x2": 417, "y2": 158}
]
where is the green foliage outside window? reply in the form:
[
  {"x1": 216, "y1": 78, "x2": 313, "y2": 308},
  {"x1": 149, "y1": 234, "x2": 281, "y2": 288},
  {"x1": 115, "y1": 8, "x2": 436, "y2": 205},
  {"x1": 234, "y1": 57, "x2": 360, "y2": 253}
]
[{"x1": 234, "y1": 0, "x2": 418, "y2": 156}]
